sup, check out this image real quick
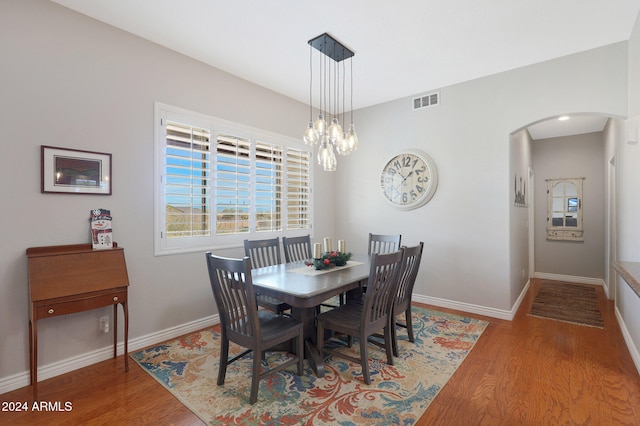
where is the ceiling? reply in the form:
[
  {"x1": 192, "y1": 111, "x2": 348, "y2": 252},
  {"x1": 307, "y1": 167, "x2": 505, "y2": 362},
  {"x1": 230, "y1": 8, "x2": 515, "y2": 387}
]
[
  {"x1": 51, "y1": 0, "x2": 639, "y2": 138},
  {"x1": 527, "y1": 115, "x2": 611, "y2": 140}
]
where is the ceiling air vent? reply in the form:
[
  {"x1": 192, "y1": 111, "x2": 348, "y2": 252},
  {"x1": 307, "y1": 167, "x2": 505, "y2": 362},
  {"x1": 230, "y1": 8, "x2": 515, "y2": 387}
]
[{"x1": 413, "y1": 92, "x2": 439, "y2": 110}]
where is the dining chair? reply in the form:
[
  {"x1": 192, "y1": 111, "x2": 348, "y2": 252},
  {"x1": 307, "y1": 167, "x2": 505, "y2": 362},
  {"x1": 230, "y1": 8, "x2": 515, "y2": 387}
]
[
  {"x1": 282, "y1": 235, "x2": 312, "y2": 263},
  {"x1": 316, "y1": 249, "x2": 404, "y2": 385},
  {"x1": 349, "y1": 233, "x2": 403, "y2": 304},
  {"x1": 390, "y1": 242, "x2": 424, "y2": 357},
  {"x1": 244, "y1": 238, "x2": 291, "y2": 314},
  {"x1": 368, "y1": 233, "x2": 402, "y2": 254},
  {"x1": 204, "y1": 253, "x2": 304, "y2": 404}
]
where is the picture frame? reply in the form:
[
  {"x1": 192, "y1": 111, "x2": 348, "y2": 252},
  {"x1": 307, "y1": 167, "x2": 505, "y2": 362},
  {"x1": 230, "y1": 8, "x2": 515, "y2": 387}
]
[{"x1": 41, "y1": 146, "x2": 112, "y2": 195}]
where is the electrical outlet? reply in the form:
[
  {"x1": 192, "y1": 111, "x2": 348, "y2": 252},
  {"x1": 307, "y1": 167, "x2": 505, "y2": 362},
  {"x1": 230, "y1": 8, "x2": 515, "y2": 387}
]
[{"x1": 99, "y1": 316, "x2": 110, "y2": 333}]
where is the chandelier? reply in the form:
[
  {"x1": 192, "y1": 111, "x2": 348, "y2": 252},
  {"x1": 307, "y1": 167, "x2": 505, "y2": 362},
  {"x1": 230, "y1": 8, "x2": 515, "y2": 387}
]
[{"x1": 303, "y1": 33, "x2": 358, "y2": 171}]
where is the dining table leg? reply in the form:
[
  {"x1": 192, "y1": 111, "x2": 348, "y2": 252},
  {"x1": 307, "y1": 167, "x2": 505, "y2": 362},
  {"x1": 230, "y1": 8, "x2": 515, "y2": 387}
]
[{"x1": 291, "y1": 306, "x2": 325, "y2": 377}]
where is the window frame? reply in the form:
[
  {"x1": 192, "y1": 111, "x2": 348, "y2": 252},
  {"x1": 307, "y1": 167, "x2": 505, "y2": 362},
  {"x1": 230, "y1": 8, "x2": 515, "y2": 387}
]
[{"x1": 154, "y1": 102, "x2": 313, "y2": 256}]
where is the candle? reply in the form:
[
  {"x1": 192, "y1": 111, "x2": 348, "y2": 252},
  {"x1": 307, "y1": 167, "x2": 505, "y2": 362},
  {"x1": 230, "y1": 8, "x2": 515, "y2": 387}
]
[
  {"x1": 314, "y1": 243, "x2": 323, "y2": 259},
  {"x1": 323, "y1": 237, "x2": 332, "y2": 253},
  {"x1": 338, "y1": 239, "x2": 346, "y2": 253}
]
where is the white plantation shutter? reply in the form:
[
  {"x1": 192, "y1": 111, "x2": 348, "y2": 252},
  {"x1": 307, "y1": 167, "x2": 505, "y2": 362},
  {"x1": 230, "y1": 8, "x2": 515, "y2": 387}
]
[
  {"x1": 286, "y1": 148, "x2": 311, "y2": 230},
  {"x1": 155, "y1": 103, "x2": 313, "y2": 255},
  {"x1": 255, "y1": 141, "x2": 283, "y2": 232},
  {"x1": 164, "y1": 121, "x2": 211, "y2": 238},
  {"x1": 215, "y1": 134, "x2": 251, "y2": 235}
]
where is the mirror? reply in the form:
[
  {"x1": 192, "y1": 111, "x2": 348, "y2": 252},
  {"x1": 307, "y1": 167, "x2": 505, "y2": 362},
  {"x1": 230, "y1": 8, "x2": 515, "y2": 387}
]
[{"x1": 546, "y1": 178, "x2": 584, "y2": 241}]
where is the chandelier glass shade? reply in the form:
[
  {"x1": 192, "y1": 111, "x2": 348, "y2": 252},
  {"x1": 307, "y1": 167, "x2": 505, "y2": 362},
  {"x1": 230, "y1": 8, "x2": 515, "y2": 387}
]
[{"x1": 303, "y1": 33, "x2": 358, "y2": 171}]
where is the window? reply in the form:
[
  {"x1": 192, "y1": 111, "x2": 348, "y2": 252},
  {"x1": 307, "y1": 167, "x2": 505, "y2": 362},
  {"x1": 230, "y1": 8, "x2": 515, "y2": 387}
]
[
  {"x1": 546, "y1": 177, "x2": 584, "y2": 241},
  {"x1": 286, "y1": 149, "x2": 311, "y2": 230},
  {"x1": 154, "y1": 103, "x2": 313, "y2": 255}
]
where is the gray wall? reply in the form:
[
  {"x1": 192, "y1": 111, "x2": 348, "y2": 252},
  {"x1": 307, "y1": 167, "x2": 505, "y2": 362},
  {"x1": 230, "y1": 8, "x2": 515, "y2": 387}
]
[
  {"x1": 334, "y1": 43, "x2": 627, "y2": 313},
  {"x1": 533, "y1": 132, "x2": 605, "y2": 279}
]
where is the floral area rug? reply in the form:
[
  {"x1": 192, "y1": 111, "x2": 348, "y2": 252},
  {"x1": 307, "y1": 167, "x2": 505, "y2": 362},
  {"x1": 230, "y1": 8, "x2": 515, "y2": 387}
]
[{"x1": 131, "y1": 306, "x2": 488, "y2": 425}]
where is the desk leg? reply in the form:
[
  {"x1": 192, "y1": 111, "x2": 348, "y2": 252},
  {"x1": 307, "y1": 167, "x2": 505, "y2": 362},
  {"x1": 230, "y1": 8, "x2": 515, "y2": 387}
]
[
  {"x1": 113, "y1": 304, "x2": 118, "y2": 359},
  {"x1": 123, "y1": 301, "x2": 129, "y2": 372},
  {"x1": 30, "y1": 318, "x2": 38, "y2": 400},
  {"x1": 113, "y1": 302, "x2": 129, "y2": 372},
  {"x1": 292, "y1": 307, "x2": 325, "y2": 378}
]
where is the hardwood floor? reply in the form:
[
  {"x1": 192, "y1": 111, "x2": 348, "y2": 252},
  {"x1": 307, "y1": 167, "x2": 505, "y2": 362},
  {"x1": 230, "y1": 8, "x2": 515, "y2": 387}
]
[{"x1": 2, "y1": 278, "x2": 639, "y2": 425}]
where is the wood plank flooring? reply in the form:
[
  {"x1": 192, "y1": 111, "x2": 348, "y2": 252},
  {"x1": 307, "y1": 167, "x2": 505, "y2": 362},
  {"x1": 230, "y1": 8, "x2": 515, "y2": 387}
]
[{"x1": 2, "y1": 278, "x2": 639, "y2": 425}]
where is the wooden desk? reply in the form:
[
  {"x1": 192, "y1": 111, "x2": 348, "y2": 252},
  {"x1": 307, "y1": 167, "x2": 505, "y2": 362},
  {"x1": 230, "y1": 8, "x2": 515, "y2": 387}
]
[
  {"x1": 26, "y1": 243, "x2": 130, "y2": 400},
  {"x1": 251, "y1": 254, "x2": 370, "y2": 377}
]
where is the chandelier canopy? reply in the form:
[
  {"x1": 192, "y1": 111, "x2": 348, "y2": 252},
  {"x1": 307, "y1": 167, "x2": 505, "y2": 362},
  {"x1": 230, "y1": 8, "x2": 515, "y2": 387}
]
[{"x1": 303, "y1": 33, "x2": 358, "y2": 171}]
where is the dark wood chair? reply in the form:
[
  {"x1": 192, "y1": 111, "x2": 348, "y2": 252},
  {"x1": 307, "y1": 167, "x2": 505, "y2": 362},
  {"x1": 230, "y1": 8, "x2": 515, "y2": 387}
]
[
  {"x1": 390, "y1": 242, "x2": 424, "y2": 357},
  {"x1": 204, "y1": 253, "x2": 304, "y2": 404},
  {"x1": 282, "y1": 235, "x2": 312, "y2": 263},
  {"x1": 244, "y1": 238, "x2": 291, "y2": 314},
  {"x1": 368, "y1": 233, "x2": 402, "y2": 254},
  {"x1": 348, "y1": 233, "x2": 403, "y2": 304},
  {"x1": 316, "y1": 250, "x2": 404, "y2": 384}
]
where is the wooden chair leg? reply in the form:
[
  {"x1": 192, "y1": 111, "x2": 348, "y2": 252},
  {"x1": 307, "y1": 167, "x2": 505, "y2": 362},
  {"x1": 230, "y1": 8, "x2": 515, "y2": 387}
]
[
  {"x1": 316, "y1": 322, "x2": 325, "y2": 357},
  {"x1": 217, "y1": 337, "x2": 229, "y2": 385},
  {"x1": 249, "y1": 350, "x2": 261, "y2": 404},
  {"x1": 391, "y1": 316, "x2": 399, "y2": 357},
  {"x1": 405, "y1": 308, "x2": 414, "y2": 343},
  {"x1": 360, "y1": 338, "x2": 370, "y2": 385},
  {"x1": 384, "y1": 325, "x2": 394, "y2": 365},
  {"x1": 296, "y1": 335, "x2": 304, "y2": 375}
]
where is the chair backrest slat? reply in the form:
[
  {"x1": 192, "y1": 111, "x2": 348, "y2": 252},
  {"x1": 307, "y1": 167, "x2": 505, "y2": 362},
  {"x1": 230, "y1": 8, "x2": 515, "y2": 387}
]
[
  {"x1": 244, "y1": 237, "x2": 281, "y2": 268},
  {"x1": 368, "y1": 233, "x2": 402, "y2": 255},
  {"x1": 206, "y1": 253, "x2": 259, "y2": 338},
  {"x1": 362, "y1": 250, "x2": 404, "y2": 326},
  {"x1": 282, "y1": 235, "x2": 312, "y2": 263},
  {"x1": 395, "y1": 243, "x2": 424, "y2": 312}
]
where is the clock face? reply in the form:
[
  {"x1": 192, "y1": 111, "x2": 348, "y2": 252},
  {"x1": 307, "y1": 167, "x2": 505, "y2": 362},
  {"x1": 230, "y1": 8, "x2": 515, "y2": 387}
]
[{"x1": 380, "y1": 150, "x2": 438, "y2": 210}]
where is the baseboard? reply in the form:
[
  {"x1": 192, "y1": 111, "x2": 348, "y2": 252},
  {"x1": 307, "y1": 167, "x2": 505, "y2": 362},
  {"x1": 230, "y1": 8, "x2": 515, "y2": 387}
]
[
  {"x1": 0, "y1": 314, "x2": 219, "y2": 395},
  {"x1": 615, "y1": 306, "x2": 640, "y2": 375},
  {"x1": 532, "y1": 272, "x2": 605, "y2": 287},
  {"x1": 414, "y1": 294, "x2": 513, "y2": 321}
]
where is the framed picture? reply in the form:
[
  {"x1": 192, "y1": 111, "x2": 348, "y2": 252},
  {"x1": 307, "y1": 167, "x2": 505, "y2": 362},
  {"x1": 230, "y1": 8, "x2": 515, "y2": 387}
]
[{"x1": 41, "y1": 146, "x2": 112, "y2": 195}]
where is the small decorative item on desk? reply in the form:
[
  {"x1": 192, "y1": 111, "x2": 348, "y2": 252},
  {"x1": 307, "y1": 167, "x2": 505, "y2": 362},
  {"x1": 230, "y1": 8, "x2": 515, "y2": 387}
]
[{"x1": 90, "y1": 208, "x2": 113, "y2": 250}]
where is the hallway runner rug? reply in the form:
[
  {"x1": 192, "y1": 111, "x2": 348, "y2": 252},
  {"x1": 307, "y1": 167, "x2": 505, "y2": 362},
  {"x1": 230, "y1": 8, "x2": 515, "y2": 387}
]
[
  {"x1": 131, "y1": 306, "x2": 488, "y2": 425},
  {"x1": 529, "y1": 281, "x2": 604, "y2": 328}
]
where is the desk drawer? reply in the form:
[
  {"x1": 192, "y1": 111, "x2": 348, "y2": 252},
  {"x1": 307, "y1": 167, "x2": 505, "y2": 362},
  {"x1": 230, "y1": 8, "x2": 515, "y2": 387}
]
[{"x1": 35, "y1": 290, "x2": 127, "y2": 318}]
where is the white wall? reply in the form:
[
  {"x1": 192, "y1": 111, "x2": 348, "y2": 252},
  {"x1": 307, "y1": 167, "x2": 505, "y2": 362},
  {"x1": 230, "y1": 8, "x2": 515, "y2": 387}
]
[
  {"x1": 615, "y1": 11, "x2": 640, "y2": 370},
  {"x1": 509, "y1": 129, "x2": 533, "y2": 304},
  {"x1": 1, "y1": 0, "x2": 637, "y2": 389}
]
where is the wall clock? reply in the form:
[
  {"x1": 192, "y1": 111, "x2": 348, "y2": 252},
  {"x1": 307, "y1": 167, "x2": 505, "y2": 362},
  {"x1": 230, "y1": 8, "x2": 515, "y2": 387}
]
[{"x1": 380, "y1": 149, "x2": 438, "y2": 210}]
